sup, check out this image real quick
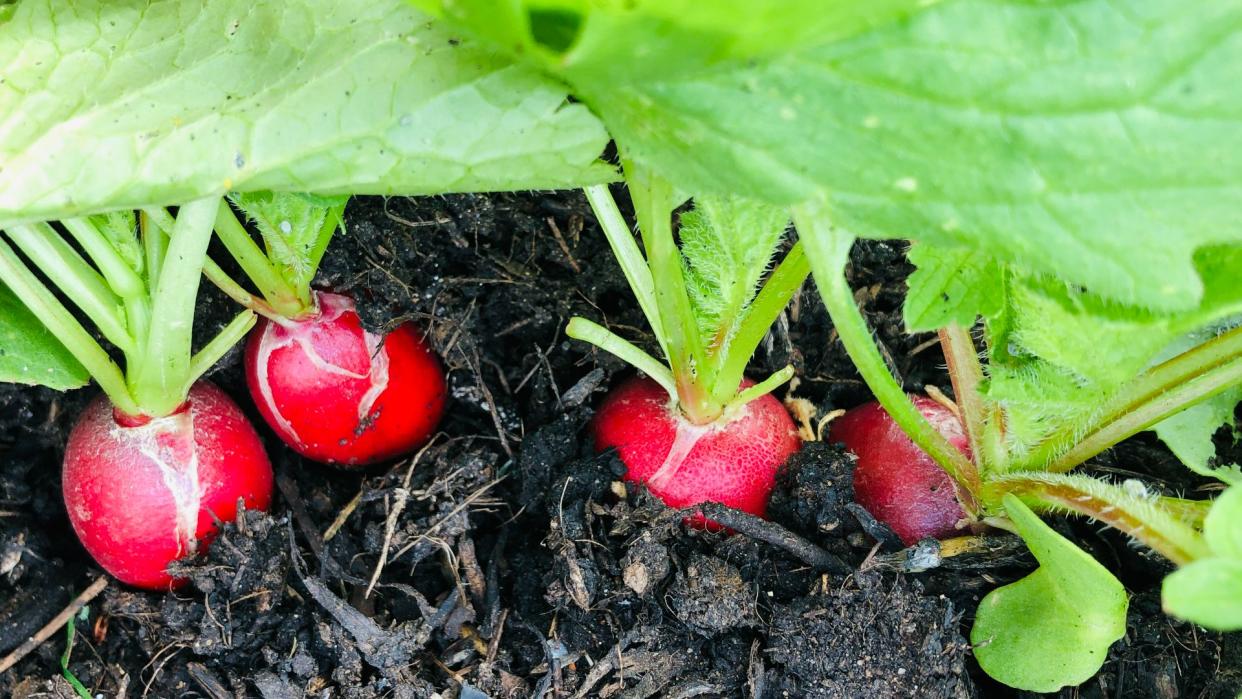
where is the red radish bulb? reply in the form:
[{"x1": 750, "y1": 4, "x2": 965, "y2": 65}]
[
  {"x1": 62, "y1": 382, "x2": 273, "y2": 590},
  {"x1": 245, "y1": 291, "x2": 447, "y2": 466},
  {"x1": 593, "y1": 376, "x2": 801, "y2": 520},
  {"x1": 829, "y1": 395, "x2": 971, "y2": 545}
]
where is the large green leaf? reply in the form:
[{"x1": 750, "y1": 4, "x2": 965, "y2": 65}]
[
  {"x1": 0, "y1": 281, "x2": 88, "y2": 390},
  {"x1": 0, "y1": 0, "x2": 614, "y2": 225},
  {"x1": 580, "y1": 0, "x2": 1242, "y2": 312},
  {"x1": 971, "y1": 495, "x2": 1128, "y2": 692},
  {"x1": 408, "y1": 0, "x2": 920, "y2": 85}
]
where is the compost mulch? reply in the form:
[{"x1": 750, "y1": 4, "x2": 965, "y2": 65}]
[{"x1": 2, "y1": 191, "x2": 1238, "y2": 698}]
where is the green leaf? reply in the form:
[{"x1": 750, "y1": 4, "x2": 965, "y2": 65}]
[
  {"x1": 0, "y1": 280, "x2": 89, "y2": 390},
  {"x1": 1150, "y1": 395, "x2": 1242, "y2": 484},
  {"x1": 0, "y1": 0, "x2": 614, "y2": 224},
  {"x1": 971, "y1": 494, "x2": 1128, "y2": 692},
  {"x1": 1162, "y1": 558, "x2": 1242, "y2": 631},
  {"x1": 904, "y1": 243, "x2": 1005, "y2": 333},
  {"x1": 408, "y1": 0, "x2": 920, "y2": 84},
  {"x1": 1164, "y1": 486, "x2": 1242, "y2": 630},
  {"x1": 1149, "y1": 329, "x2": 1242, "y2": 484},
  {"x1": 679, "y1": 195, "x2": 789, "y2": 348},
  {"x1": 230, "y1": 192, "x2": 346, "y2": 291},
  {"x1": 578, "y1": 0, "x2": 1242, "y2": 312},
  {"x1": 1206, "y1": 485, "x2": 1242, "y2": 558},
  {"x1": 982, "y1": 247, "x2": 1242, "y2": 454}
]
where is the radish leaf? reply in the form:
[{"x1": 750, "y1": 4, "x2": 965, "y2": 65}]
[
  {"x1": 0, "y1": 0, "x2": 614, "y2": 224},
  {"x1": 0, "y1": 281, "x2": 89, "y2": 390},
  {"x1": 1163, "y1": 486, "x2": 1242, "y2": 630},
  {"x1": 1152, "y1": 396, "x2": 1242, "y2": 485},
  {"x1": 230, "y1": 192, "x2": 347, "y2": 293},
  {"x1": 579, "y1": 0, "x2": 1242, "y2": 312},
  {"x1": 679, "y1": 195, "x2": 789, "y2": 346},
  {"x1": 971, "y1": 494, "x2": 1127, "y2": 693},
  {"x1": 408, "y1": 0, "x2": 919, "y2": 84}
]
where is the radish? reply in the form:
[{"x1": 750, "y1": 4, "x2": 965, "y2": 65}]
[
  {"x1": 567, "y1": 182, "x2": 809, "y2": 519},
  {"x1": 829, "y1": 395, "x2": 970, "y2": 544},
  {"x1": 208, "y1": 194, "x2": 446, "y2": 466},
  {"x1": 245, "y1": 290, "x2": 446, "y2": 466},
  {"x1": 594, "y1": 376, "x2": 800, "y2": 518},
  {"x1": 0, "y1": 200, "x2": 272, "y2": 589},
  {"x1": 63, "y1": 382, "x2": 272, "y2": 589}
]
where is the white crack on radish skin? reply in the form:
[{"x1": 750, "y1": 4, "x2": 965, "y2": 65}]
[
  {"x1": 647, "y1": 420, "x2": 715, "y2": 491},
  {"x1": 251, "y1": 292, "x2": 392, "y2": 446},
  {"x1": 115, "y1": 408, "x2": 202, "y2": 557},
  {"x1": 645, "y1": 402, "x2": 747, "y2": 491}
]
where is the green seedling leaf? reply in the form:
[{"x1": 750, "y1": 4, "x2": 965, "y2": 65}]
[
  {"x1": 971, "y1": 494, "x2": 1128, "y2": 693},
  {"x1": 577, "y1": 0, "x2": 1242, "y2": 312},
  {"x1": 1163, "y1": 485, "x2": 1242, "y2": 630},
  {"x1": 0, "y1": 280, "x2": 89, "y2": 390},
  {"x1": 1205, "y1": 484, "x2": 1242, "y2": 559},
  {"x1": 1161, "y1": 559, "x2": 1242, "y2": 631},
  {"x1": 679, "y1": 195, "x2": 789, "y2": 348},
  {"x1": 0, "y1": 0, "x2": 614, "y2": 224}
]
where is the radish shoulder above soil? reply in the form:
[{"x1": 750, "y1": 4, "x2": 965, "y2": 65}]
[
  {"x1": 63, "y1": 382, "x2": 273, "y2": 590},
  {"x1": 245, "y1": 291, "x2": 446, "y2": 467}
]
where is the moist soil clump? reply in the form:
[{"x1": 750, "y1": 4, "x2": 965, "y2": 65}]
[{"x1": 2, "y1": 191, "x2": 1238, "y2": 697}]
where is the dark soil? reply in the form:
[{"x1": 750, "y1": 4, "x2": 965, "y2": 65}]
[{"x1": 2, "y1": 190, "x2": 1238, "y2": 698}]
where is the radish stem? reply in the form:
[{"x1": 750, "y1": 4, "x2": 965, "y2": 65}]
[
  {"x1": 0, "y1": 236, "x2": 137, "y2": 414},
  {"x1": 1031, "y1": 324, "x2": 1242, "y2": 471},
  {"x1": 131, "y1": 197, "x2": 221, "y2": 416},
  {"x1": 583, "y1": 185, "x2": 666, "y2": 358},
  {"x1": 566, "y1": 317, "x2": 677, "y2": 400},
  {"x1": 938, "y1": 323, "x2": 1005, "y2": 474},
  {"x1": 212, "y1": 203, "x2": 305, "y2": 317},
  {"x1": 5, "y1": 223, "x2": 133, "y2": 355},
  {"x1": 185, "y1": 310, "x2": 256, "y2": 393},
  {"x1": 627, "y1": 165, "x2": 718, "y2": 422},
  {"x1": 794, "y1": 201, "x2": 982, "y2": 512},
  {"x1": 726, "y1": 365, "x2": 795, "y2": 410},
  {"x1": 711, "y1": 241, "x2": 809, "y2": 406},
  {"x1": 1044, "y1": 355, "x2": 1242, "y2": 473},
  {"x1": 993, "y1": 472, "x2": 1209, "y2": 564}
]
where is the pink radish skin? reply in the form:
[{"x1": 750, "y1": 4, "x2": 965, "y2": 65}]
[
  {"x1": 245, "y1": 291, "x2": 446, "y2": 467},
  {"x1": 593, "y1": 376, "x2": 802, "y2": 521},
  {"x1": 62, "y1": 382, "x2": 273, "y2": 590},
  {"x1": 829, "y1": 395, "x2": 971, "y2": 545}
]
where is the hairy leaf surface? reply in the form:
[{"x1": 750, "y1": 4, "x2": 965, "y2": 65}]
[{"x1": 679, "y1": 196, "x2": 789, "y2": 347}]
